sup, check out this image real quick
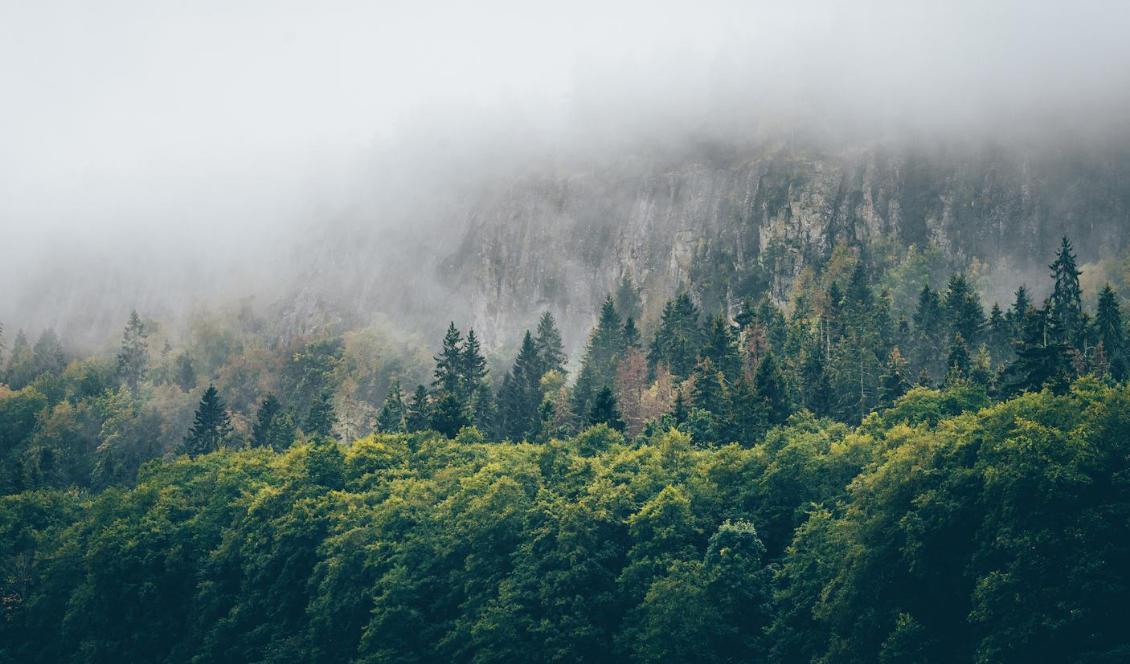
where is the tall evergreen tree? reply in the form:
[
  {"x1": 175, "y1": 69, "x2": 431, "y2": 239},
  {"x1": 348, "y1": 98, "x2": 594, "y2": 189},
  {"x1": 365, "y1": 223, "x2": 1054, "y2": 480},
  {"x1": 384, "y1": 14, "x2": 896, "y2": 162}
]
[
  {"x1": 588, "y1": 386, "x2": 625, "y2": 432},
  {"x1": 623, "y1": 316, "x2": 641, "y2": 350},
  {"x1": 702, "y1": 315, "x2": 742, "y2": 383},
  {"x1": 376, "y1": 380, "x2": 407, "y2": 433},
  {"x1": 800, "y1": 341, "x2": 833, "y2": 417},
  {"x1": 534, "y1": 311, "x2": 567, "y2": 376},
  {"x1": 878, "y1": 348, "x2": 911, "y2": 407},
  {"x1": 500, "y1": 331, "x2": 543, "y2": 440},
  {"x1": 305, "y1": 389, "x2": 337, "y2": 438},
  {"x1": 573, "y1": 297, "x2": 626, "y2": 417},
  {"x1": 117, "y1": 310, "x2": 148, "y2": 396},
  {"x1": 173, "y1": 352, "x2": 197, "y2": 392},
  {"x1": 1002, "y1": 304, "x2": 1072, "y2": 395},
  {"x1": 1094, "y1": 284, "x2": 1125, "y2": 380},
  {"x1": 252, "y1": 394, "x2": 296, "y2": 450},
  {"x1": 1048, "y1": 236, "x2": 1085, "y2": 349},
  {"x1": 406, "y1": 385, "x2": 431, "y2": 432},
  {"x1": 183, "y1": 384, "x2": 232, "y2": 457},
  {"x1": 912, "y1": 284, "x2": 946, "y2": 381},
  {"x1": 649, "y1": 293, "x2": 702, "y2": 379},
  {"x1": 754, "y1": 352, "x2": 790, "y2": 426},
  {"x1": 433, "y1": 322, "x2": 465, "y2": 393},
  {"x1": 945, "y1": 334, "x2": 972, "y2": 384},
  {"x1": 943, "y1": 274, "x2": 985, "y2": 348},
  {"x1": 691, "y1": 358, "x2": 727, "y2": 417},
  {"x1": 4, "y1": 330, "x2": 35, "y2": 389}
]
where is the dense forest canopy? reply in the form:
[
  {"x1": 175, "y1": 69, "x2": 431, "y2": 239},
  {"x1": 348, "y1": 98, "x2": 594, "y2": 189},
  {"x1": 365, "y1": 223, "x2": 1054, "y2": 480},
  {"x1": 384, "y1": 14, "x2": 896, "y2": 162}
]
[{"x1": 2, "y1": 236, "x2": 1130, "y2": 662}]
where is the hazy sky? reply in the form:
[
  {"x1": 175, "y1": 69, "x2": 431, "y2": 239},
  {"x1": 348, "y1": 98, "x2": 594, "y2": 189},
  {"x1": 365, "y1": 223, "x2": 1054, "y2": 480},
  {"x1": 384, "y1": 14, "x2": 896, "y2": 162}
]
[{"x1": 2, "y1": 0, "x2": 1130, "y2": 337}]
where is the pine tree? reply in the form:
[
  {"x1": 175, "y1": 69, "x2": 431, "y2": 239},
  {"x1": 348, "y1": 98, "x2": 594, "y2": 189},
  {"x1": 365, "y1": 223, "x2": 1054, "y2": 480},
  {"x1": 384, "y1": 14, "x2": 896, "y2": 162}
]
[
  {"x1": 117, "y1": 310, "x2": 148, "y2": 396},
  {"x1": 183, "y1": 384, "x2": 233, "y2": 457},
  {"x1": 649, "y1": 293, "x2": 702, "y2": 379},
  {"x1": 588, "y1": 386, "x2": 625, "y2": 432},
  {"x1": 943, "y1": 274, "x2": 985, "y2": 348},
  {"x1": 305, "y1": 388, "x2": 337, "y2": 438},
  {"x1": 878, "y1": 348, "x2": 911, "y2": 407},
  {"x1": 1094, "y1": 284, "x2": 1125, "y2": 380},
  {"x1": 461, "y1": 329, "x2": 488, "y2": 392},
  {"x1": 573, "y1": 297, "x2": 626, "y2": 417},
  {"x1": 945, "y1": 334, "x2": 971, "y2": 384},
  {"x1": 1002, "y1": 304, "x2": 1071, "y2": 395},
  {"x1": 754, "y1": 352, "x2": 790, "y2": 426},
  {"x1": 691, "y1": 358, "x2": 726, "y2": 417},
  {"x1": 1048, "y1": 236, "x2": 1085, "y2": 349},
  {"x1": 702, "y1": 315, "x2": 742, "y2": 383},
  {"x1": 433, "y1": 322, "x2": 465, "y2": 394},
  {"x1": 912, "y1": 284, "x2": 946, "y2": 381},
  {"x1": 252, "y1": 394, "x2": 296, "y2": 450},
  {"x1": 430, "y1": 391, "x2": 468, "y2": 438},
  {"x1": 376, "y1": 380, "x2": 407, "y2": 433},
  {"x1": 800, "y1": 341, "x2": 833, "y2": 417},
  {"x1": 501, "y1": 331, "x2": 543, "y2": 440},
  {"x1": 406, "y1": 385, "x2": 431, "y2": 432},
  {"x1": 534, "y1": 311, "x2": 567, "y2": 376},
  {"x1": 985, "y1": 303, "x2": 1011, "y2": 365}
]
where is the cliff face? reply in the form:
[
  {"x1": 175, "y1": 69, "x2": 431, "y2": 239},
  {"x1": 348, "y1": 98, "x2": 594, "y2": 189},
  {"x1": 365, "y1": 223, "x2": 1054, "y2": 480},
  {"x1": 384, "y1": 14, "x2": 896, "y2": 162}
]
[{"x1": 441, "y1": 139, "x2": 1130, "y2": 349}]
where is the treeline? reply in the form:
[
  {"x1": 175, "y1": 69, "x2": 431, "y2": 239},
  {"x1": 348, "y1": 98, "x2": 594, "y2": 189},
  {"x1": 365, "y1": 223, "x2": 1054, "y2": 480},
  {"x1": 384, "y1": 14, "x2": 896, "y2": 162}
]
[
  {"x1": 376, "y1": 237, "x2": 1125, "y2": 446},
  {"x1": 2, "y1": 381, "x2": 1128, "y2": 662},
  {"x1": 0, "y1": 237, "x2": 1126, "y2": 497}
]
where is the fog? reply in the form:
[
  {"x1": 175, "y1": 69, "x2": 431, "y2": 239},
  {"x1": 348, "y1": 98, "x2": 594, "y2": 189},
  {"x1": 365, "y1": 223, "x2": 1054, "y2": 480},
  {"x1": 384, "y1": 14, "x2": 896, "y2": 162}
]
[{"x1": 3, "y1": 0, "x2": 1130, "y2": 348}]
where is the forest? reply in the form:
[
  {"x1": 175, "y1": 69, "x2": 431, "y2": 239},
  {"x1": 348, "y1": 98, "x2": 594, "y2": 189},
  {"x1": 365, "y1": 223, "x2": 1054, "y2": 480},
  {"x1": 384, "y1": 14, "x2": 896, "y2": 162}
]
[{"x1": 2, "y1": 236, "x2": 1129, "y2": 662}]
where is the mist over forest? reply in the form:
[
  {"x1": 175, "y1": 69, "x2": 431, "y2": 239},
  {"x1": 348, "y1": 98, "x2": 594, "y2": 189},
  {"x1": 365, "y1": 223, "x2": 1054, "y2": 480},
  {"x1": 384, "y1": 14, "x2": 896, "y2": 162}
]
[{"x1": 3, "y1": 2, "x2": 1130, "y2": 663}]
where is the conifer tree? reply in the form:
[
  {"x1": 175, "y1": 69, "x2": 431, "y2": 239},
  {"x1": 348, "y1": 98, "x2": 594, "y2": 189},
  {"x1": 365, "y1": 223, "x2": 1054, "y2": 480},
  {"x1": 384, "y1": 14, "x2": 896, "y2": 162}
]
[
  {"x1": 461, "y1": 329, "x2": 488, "y2": 389},
  {"x1": 1048, "y1": 236, "x2": 1084, "y2": 349},
  {"x1": 534, "y1": 311, "x2": 567, "y2": 376},
  {"x1": 1002, "y1": 304, "x2": 1072, "y2": 395},
  {"x1": 430, "y1": 390, "x2": 468, "y2": 438},
  {"x1": 985, "y1": 303, "x2": 1011, "y2": 365},
  {"x1": 117, "y1": 310, "x2": 148, "y2": 396},
  {"x1": 305, "y1": 388, "x2": 337, "y2": 438},
  {"x1": 943, "y1": 274, "x2": 985, "y2": 348},
  {"x1": 252, "y1": 394, "x2": 296, "y2": 450},
  {"x1": 912, "y1": 284, "x2": 946, "y2": 380},
  {"x1": 878, "y1": 348, "x2": 911, "y2": 407},
  {"x1": 573, "y1": 297, "x2": 626, "y2": 417},
  {"x1": 726, "y1": 377, "x2": 767, "y2": 446},
  {"x1": 800, "y1": 342, "x2": 833, "y2": 417},
  {"x1": 702, "y1": 315, "x2": 741, "y2": 383},
  {"x1": 376, "y1": 380, "x2": 407, "y2": 433},
  {"x1": 588, "y1": 386, "x2": 625, "y2": 432},
  {"x1": 1094, "y1": 284, "x2": 1125, "y2": 380},
  {"x1": 1008, "y1": 285, "x2": 1033, "y2": 344},
  {"x1": 945, "y1": 334, "x2": 971, "y2": 384},
  {"x1": 501, "y1": 331, "x2": 543, "y2": 440},
  {"x1": 406, "y1": 385, "x2": 431, "y2": 432},
  {"x1": 648, "y1": 293, "x2": 702, "y2": 378},
  {"x1": 613, "y1": 274, "x2": 642, "y2": 322},
  {"x1": 754, "y1": 352, "x2": 790, "y2": 426},
  {"x1": 183, "y1": 384, "x2": 232, "y2": 457},
  {"x1": 691, "y1": 358, "x2": 726, "y2": 417},
  {"x1": 433, "y1": 322, "x2": 464, "y2": 394}
]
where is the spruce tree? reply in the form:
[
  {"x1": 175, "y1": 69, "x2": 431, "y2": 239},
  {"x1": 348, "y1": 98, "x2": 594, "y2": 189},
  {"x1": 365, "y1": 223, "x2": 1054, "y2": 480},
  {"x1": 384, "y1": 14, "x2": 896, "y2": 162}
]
[
  {"x1": 702, "y1": 315, "x2": 741, "y2": 383},
  {"x1": 252, "y1": 394, "x2": 296, "y2": 450},
  {"x1": 1048, "y1": 236, "x2": 1085, "y2": 349},
  {"x1": 800, "y1": 342, "x2": 833, "y2": 417},
  {"x1": 1094, "y1": 284, "x2": 1125, "y2": 380},
  {"x1": 878, "y1": 348, "x2": 911, "y2": 407},
  {"x1": 1002, "y1": 304, "x2": 1072, "y2": 395},
  {"x1": 430, "y1": 391, "x2": 468, "y2": 438},
  {"x1": 183, "y1": 385, "x2": 232, "y2": 457},
  {"x1": 573, "y1": 297, "x2": 626, "y2": 417},
  {"x1": 461, "y1": 329, "x2": 488, "y2": 393},
  {"x1": 623, "y1": 316, "x2": 641, "y2": 350},
  {"x1": 376, "y1": 380, "x2": 407, "y2": 433},
  {"x1": 117, "y1": 310, "x2": 148, "y2": 396},
  {"x1": 305, "y1": 388, "x2": 337, "y2": 438},
  {"x1": 406, "y1": 385, "x2": 431, "y2": 432},
  {"x1": 588, "y1": 386, "x2": 625, "y2": 432},
  {"x1": 945, "y1": 334, "x2": 971, "y2": 384},
  {"x1": 433, "y1": 322, "x2": 465, "y2": 394},
  {"x1": 943, "y1": 274, "x2": 985, "y2": 348},
  {"x1": 648, "y1": 293, "x2": 702, "y2": 378},
  {"x1": 502, "y1": 331, "x2": 543, "y2": 440},
  {"x1": 691, "y1": 358, "x2": 726, "y2": 417},
  {"x1": 4, "y1": 330, "x2": 34, "y2": 389},
  {"x1": 754, "y1": 352, "x2": 790, "y2": 426},
  {"x1": 912, "y1": 284, "x2": 946, "y2": 381},
  {"x1": 534, "y1": 311, "x2": 567, "y2": 376}
]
